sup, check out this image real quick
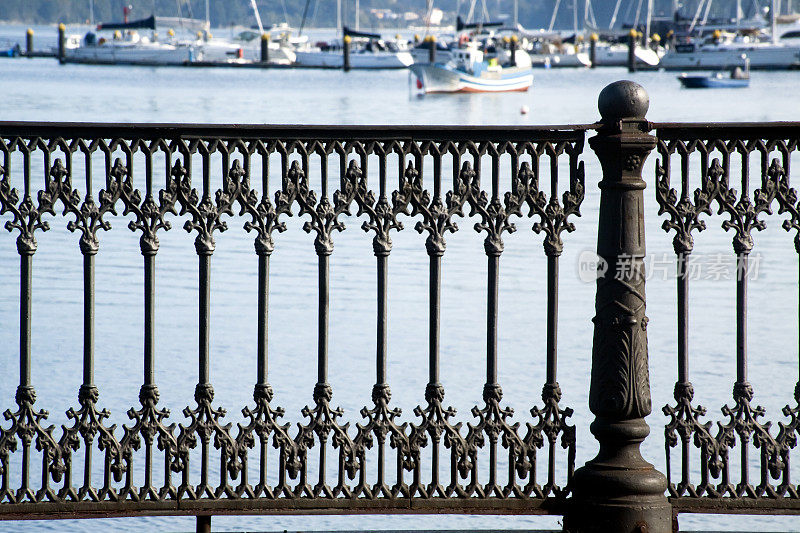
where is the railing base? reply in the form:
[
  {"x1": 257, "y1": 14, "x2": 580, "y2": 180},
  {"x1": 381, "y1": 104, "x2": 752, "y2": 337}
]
[{"x1": 563, "y1": 498, "x2": 673, "y2": 533}]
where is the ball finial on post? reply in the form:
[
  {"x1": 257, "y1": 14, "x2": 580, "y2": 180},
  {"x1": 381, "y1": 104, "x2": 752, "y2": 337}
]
[{"x1": 598, "y1": 80, "x2": 649, "y2": 123}]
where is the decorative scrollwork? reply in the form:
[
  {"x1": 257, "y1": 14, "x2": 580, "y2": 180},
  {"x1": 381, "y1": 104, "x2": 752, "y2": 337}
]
[
  {"x1": 714, "y1": 381, "x2": 784, "y2": 497},
  {"x1": 174, "y1": 158, "x2": 242, "y2": 255},
  {"x1": 353, "y1": 384, "x2": 413, "y2": 498},
  {"x1": 351, "y1": 159, "x2": 408, "y2": 256},
  {"x1": 238, "y1": 162, "x2": 285, "y2": 257},
  {"x1": 526, "y1": 161, "x2": 585, "y2": 257},
  {"x1": 294, "y1": 159, "x2": 357, "y2": 256},
  {"x1": 234, "y1": 384, "x2": 298, "y2": 498},
  {"x1": 176, "y1": 384, "x2": 238, "y2": 499},
  {"x1": 464, "y1": 162, "x2": 525, "y2": 256},
  {"x1": 655, "y1": 151, "x2": 719, "y2": 255},
  {"x1": 0, "y1": 386, "x2": 65, "y2": 503},
  {"x1": 293, "y1": 383, "x2": 359, "y2": 498},
  {"x1": 714, "y1": 157, "x2": 780, "y2": 255},
  {"x1": 526, "y1": 383, "x2": 575, "y2": 498},
  {"x1": 465, "y1": 383, "x2": 529, "y2": 497},
  {"x1": 0, "y1": 129, "x2": 586, "y2": 513},
  {"x1": 409, "y1": 383, "x2": 471, "y2": 498},
  {"x1": 662, "y1": 382, "x2": 717, "y2": 497},
  {"x1": 119, "y1": 157, "x2": 178, "y2": 255},
  {"x1": 405, "y1": 160, "x2": 469, "y2": 257},
  {"x1": 0, "y1": 154, "x2": 58, "y2": 255},
  {"x1": 53, "y1": 157, "x2": 120, "y2": 255}
]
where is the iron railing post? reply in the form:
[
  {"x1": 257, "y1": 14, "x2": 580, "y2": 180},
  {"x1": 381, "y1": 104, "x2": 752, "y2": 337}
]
[{"x1": 566, "y1": 81, "x2": 671, "y2": 532}]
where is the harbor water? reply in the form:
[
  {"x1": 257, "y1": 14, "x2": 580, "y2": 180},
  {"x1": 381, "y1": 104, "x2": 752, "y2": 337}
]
[{"x1": 2, "y1": 22, "x2": 800, "y2": 532}]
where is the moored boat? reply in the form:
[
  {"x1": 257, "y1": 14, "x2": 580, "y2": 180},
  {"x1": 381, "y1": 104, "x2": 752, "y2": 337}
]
[
  {"x1": 294, "y1": 27, "x2": 413, "y2": 69},
  {"x1": 661, "y1": 32, "x2": 800, "y2": 70},
  {"x1": 410, "y1": 43, "x2": 533, "y2": 93},
  {"x1": 678, "y1": 71, "x2": 750, "y2": 88}
]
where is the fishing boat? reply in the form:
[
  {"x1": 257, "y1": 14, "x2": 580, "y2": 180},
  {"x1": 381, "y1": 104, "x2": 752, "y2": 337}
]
[{"x1": 410, "y1": 42, "x2": 533, "y2": 93}]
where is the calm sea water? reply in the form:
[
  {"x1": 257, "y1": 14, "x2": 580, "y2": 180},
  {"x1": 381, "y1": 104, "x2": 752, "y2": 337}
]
[{"x1": 2, "y1": 22, "x2": 800, "y2": 533}]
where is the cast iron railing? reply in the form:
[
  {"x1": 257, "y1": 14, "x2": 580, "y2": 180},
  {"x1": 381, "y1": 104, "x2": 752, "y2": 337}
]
[
  {"x1": 1, "y1": 82, "x2": 800, "y2": 532},
  {"x1": 0, "y1": 123, "x2": 585, "y2": 523}
]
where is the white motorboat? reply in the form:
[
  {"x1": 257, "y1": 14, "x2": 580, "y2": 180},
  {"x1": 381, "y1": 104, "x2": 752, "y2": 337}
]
[{"x1": 661, "y1": 33, "x2": 800, "y2": 70}]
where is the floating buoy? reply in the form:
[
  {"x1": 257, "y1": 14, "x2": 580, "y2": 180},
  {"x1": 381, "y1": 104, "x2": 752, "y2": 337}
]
[
  {"x1": 416, "y1": 78, "x2": 423, "y2": 90},
  {"x1": 520, "y1": 105, "x2": 529, "y2": 115}
]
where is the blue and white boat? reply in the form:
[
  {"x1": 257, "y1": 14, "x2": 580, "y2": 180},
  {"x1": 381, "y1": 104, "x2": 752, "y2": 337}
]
[
  {"x1": 678, "y1": 71, "x2": 750, "y2": 88},
  {"x1": 410, "y1": 42, "x2": 533, "y2": 93},
  {"x1": 678, "y1": 57, "x2": 751, "y2": 88}
]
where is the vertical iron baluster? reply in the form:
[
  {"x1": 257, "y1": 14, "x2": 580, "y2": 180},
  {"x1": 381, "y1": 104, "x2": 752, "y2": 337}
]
[
  {"x1": 293, "y1": 145, "x2": 359, "y2": 499},
  {"x1": 116, "y1": 142, "x2": 179, "y2": 502},
  {"x1": 658, "y1": 139, "x2": 718, "y2": 498},
  {"x1": 776, "y1": 146, "x2": 800, "y2": 497},
  {"x1": 175, "y1": 142, "x2": 240, "y2": 503},
  {"x1": 54, "y1": 140, "x2": 122, "y2": 503},
  {"x1": 352, "y1": 143, "x2": 411, "y2": 499},
  {"x1": 0, "y1": 139, "x2": 62, "y2": 504},
  {"x1": 523, "y1": 142, "x2": 582, "y2": 499},
  {"x1": 711, "y1": 145, "x2": 781, "y2": 498},
  {"x1": 407, "y1": 143, "x2": 470, "y2": 499}
]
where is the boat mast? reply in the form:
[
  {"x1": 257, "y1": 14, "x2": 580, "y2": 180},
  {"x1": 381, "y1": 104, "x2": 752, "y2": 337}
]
[
  {"x1": 89, "y1": 0, "x2": 95, "y2": 26},
  {"x1": 772, "y1": 0, "x2": 778, "y2": 43},
  {"x1": 573, "y1": 0, "x2": 578, "y2": 33},
  {"x1": 645, "y1": 0, "x2": 652, "y2": 46},
  {"x1": 513, "y1": 0, "x2": 518, "y2": 28},
  {"x1": 609, "y1": 0, "x2": 622, "y2": 29},
  {"x1": 355, "y1": 0, "x2": 360, "y2": 30},
  {"x1": 205, "y1": 0, "x2": 210, "y2": 28},
  {"x1": 548, "y1": 0, "x2": 562, "y2": 31},
  {"x1": 337, "y1": 0, "x2": 341, "y2": 36},
  {"x1": 250, "y1": 0, "x2": 264, "y2": 33}
]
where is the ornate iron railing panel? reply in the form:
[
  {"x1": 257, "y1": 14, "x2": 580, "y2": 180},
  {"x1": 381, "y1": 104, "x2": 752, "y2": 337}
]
[
  {"x1": 0, "y1": 123, "x2": 586, "y2": 520},
  {"x1": 654, "y1": 122, "x2": 800, "y2": 513}
]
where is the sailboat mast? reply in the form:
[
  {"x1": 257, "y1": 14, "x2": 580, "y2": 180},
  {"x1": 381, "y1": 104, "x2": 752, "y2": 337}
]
[
  {"x1": 205, "y1": 0, "x2": 210, "y2": 28},
  {"x1": 513, "y1": 0, "x2": 518, "y2": 28},
  {"x1": 337, "y1": 0, "x2": 342, "y2": 36},
  {"x1": 548, "y1": 0, "x2": 562, "y2": 31},
  {"x1": 355, "y1": 0, "x2": 359, "y2": 30},
  {"x1": 645, "y1": 0, "x2": 652, "y2": 46},
  {"x1": 573, "y1": 0, "x2": 578, "y2": 33},
  {"x1": 772, "y1": 0, "x2": 778, "y2": 43}
]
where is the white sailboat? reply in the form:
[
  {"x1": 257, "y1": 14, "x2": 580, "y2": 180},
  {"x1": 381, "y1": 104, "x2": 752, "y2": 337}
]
[
  {"x1": 294, "y1": 29, "x2": 414, "y2": 68},
  {"x1": 661, "y1": 0, "x2": 800, "y2": 69},
  {"x1": 293, "y1": 0, "x2": 413, "y2": 69},
  {"x1": 63, "y1": 15, "x2": 197, "y2": 65}
]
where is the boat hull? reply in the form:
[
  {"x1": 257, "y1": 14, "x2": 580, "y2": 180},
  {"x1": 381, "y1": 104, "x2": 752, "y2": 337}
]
[
  {"x1": 678, "y1": 75, "x2": 750, "y2": 88},
  {"x1": 294, "y1": 50, "x2": 413, "y2": 69},
  {"x1": 64, "y1": 42, "x2": 192, "y2": 65},
  {"x1": 662, "y1": 43, "x2": 800, "y2": 70},
  {"x1": 410, "y1": 63, "x2": 533, "y2": 93}
]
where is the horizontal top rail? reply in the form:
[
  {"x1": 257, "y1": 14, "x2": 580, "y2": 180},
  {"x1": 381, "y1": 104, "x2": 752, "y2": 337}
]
[
  {"x1": 0, "y1": 122, "x2": 595, "y2": 143},
  {"x1": 653, "y1": 122, "x2": 800, "y2": 140}
]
